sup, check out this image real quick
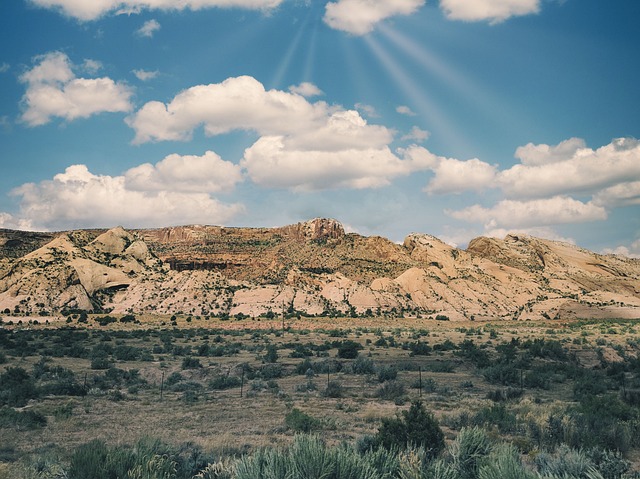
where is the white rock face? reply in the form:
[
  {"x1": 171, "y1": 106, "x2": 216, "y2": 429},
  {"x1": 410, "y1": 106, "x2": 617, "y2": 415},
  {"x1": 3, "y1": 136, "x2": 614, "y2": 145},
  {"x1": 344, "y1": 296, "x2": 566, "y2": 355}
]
[{"x1": 0, "y1": 222, "x2": 639, "y2": 320}]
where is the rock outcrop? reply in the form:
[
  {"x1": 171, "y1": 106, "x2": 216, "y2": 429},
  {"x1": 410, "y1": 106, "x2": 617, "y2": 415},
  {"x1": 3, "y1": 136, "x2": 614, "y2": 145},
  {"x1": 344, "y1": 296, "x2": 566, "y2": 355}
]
[{"x1": 0, "y1": 221, "x2": 638, "y2": 320}]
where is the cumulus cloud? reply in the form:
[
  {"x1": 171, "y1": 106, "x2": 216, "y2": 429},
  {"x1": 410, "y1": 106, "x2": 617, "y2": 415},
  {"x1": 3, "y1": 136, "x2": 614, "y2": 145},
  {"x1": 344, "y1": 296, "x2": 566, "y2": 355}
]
[
  {"x1": 82, "y1": 59, "x2": 102, "y2": 74},
  {"x1": 10, "y1": 161, "x2": 244, "y2": 230},
  {"x1": 401, "y1": 126, "x2": 430, "y2": 142},
  {"x1": 136, "y1": 19, "x2": 160, "y2": 37},
  {"x1": 399, "y1": 145, "x2": 496, "y2": 194},
  {"x1": 0, "y1": 63, "x2": 9, "y2": 73},
  {"x1": 126, "y1": 75, "x2": 429, "y2": 191},
  {"x1": 241, "y1": 137, "x2": 428, "y2": 190},
  {"x1": 426, "y1": 157, "x2": 497, "y2": 194},
  {"x1": 498, "y1": 137, "x2": 640, "y2": 199},
  {"x1": 440, "y1": 0, "x2": 540, "y2": 23},
  {"x1": 288, "y1": 82, "x2": 323, "y2": 97},
  {"x1": 124, "y1": 151, "x2": 242, "y2": 193},
  {"x1": 0, "y1": 212, "x2": 34, "y2": 231},
  {"x1": 127, "y1": 75, "x2": 329, "y2": 143},
  {"x1": 20, "y1": 51, "x2": 132, "y2": 126},
  {"x1": 355, "y1": 103, "x2": 379, "y2": 118},
  {"x1": 28, "y1": 0, "x2": 284, "y2": 21},
  {"x1": 593, "y1": 181, "x2": 640, "y2": 208},
  {"x1": 602, "y1": 240, "x2": 640, "y2": 259},
  {"x1": 324, "y1": 0, "x2": 425, "y2": 35},
  {"x1": 132, "y1": 69, "x2": 159, "y2": 81},
  {"x1": 448, "y1": 196, "x2": 607, "y2": 229},
  {"x1": 396, "y1": 105, "x2": 416, "y2": 116},
  {"x1": 514, "y1": 137, "x2": 586, "y2": 166}
]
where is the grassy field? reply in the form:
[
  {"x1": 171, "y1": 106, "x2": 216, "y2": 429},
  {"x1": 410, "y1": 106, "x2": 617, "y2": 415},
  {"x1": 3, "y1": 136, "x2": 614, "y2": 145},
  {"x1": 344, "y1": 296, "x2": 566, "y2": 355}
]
[{"x1": 1, "y1": 314, "x2": 640, "y2": 478}]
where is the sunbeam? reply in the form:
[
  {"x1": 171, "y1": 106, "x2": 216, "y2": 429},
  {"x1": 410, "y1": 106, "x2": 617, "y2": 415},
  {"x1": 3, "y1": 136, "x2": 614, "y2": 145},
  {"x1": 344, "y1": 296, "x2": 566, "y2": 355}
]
[
  {"x1": 269, "y1": 11, "x2": 311, "y2": 89},
  {"x1": 378, "y1": 23, "x2": 525, "y2": 139},
  {"x1": 363, "y1": 34, "x2": 471, "y2": 155}
]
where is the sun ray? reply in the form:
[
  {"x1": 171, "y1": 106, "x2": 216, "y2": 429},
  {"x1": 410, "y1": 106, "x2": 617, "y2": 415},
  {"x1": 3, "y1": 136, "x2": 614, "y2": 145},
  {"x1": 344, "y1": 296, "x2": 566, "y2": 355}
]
[
  {"x1": 378, "y1": 23, "x2": 525, "y2": 138},
  {"x1": 363, "y1": 34, "x2": 470, "y2": 155},
  {"x1": 268, "y1": 10, "x2": 312, "y2": 89}
]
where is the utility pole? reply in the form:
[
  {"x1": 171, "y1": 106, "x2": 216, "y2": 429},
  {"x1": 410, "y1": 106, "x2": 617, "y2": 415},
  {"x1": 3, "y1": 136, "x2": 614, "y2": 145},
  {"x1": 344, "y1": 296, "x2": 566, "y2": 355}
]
[
  {"x1": 160, "y1": 370, "x2": 165, "y2": 401},
  {"x1": 240, "y1": 364, "x2": 245, "y2": 398}
]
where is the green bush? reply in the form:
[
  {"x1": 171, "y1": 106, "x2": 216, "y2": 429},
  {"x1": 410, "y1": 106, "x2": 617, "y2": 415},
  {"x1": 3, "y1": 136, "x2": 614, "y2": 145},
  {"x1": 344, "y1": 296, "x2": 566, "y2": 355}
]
[
  {"x1": 0, "y1": 367, "x2": 38, "y2": 407},
  {"x1": 376, "y1": 401, "x2": 445, "y2": 457},
  {"x1": 337, "y1": 340, "x2": 362, "y2": 359},
  {"x1": 376, "y1": 381, "x2": 406, "y2": 401},
  {"x1": 209, "y1": 376, "x2": 241, "y2": 390},
  {"x1": 0, "y1": 406, "x2": 47, "y2": 430},
  {"x1": 324, "y1": 380, "x2": 344, "y2": 398},
  {"x1": 376, "y1": 365, "x2": 398, "y2": 383},
  {"x1": 285, "y1": 408, "x2": 319, "y2": 433}
]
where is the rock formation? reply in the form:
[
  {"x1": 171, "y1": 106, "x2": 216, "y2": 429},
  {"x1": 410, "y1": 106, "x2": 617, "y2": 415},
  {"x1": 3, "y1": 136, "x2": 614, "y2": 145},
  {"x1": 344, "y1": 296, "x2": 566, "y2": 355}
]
[{"x1": 0, "y1": 219, "x2": 638, "y2": 320}]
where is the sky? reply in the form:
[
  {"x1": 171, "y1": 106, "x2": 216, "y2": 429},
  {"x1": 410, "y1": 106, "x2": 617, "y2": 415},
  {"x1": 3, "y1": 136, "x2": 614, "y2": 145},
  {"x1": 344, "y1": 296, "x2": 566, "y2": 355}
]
[{"x1": 0, "y1": 0, "x2": 639, "y2": 256}]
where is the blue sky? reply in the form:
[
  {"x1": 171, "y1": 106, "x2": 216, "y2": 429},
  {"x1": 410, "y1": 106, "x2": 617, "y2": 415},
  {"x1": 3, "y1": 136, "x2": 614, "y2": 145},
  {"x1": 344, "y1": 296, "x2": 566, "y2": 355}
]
[{"x1": 0, "y1": 0, "x2": 639, "y2": 256}]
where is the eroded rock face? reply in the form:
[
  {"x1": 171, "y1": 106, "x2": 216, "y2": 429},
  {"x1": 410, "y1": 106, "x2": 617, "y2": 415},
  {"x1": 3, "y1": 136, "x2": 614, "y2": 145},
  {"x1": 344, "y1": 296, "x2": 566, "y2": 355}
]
[
  {"x1": 279, "y1": 218, "x2": 345, "y2": 242},
  {"x1": 0, "y1": 220, "x2": 639, "y2": 320}
]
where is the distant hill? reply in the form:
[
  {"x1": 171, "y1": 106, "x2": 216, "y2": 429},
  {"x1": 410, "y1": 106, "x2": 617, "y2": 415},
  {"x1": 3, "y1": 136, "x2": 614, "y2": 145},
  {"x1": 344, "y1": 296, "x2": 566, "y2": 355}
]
[{"x1": 1, "y1": 219, "x2": 639, "y2": 320}]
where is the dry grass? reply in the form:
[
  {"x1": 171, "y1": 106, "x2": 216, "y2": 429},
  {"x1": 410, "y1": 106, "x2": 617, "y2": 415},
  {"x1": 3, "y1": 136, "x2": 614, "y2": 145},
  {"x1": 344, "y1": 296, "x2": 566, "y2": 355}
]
[{"x1": 2, "y1": 315, "x2": 640, "y2": 462}]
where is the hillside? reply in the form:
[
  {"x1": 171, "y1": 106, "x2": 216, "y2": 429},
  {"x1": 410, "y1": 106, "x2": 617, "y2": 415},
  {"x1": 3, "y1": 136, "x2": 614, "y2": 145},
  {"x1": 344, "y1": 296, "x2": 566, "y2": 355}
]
[{"x1": 1, "y1": 219, "x2": 639, "y2": 320}]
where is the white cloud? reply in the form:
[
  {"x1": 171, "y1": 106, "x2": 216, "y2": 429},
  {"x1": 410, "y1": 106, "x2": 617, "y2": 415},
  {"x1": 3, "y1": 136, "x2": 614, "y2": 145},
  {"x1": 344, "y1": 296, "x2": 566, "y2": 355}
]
[
  {"x1": 399, "y1": 145, "x2": 495, "y2": 194},
  {"x1": 11, "y1": 162, "x2": 244, "y2": 230},
  {"x1": 127, "y1": 75, "x2": 329, "y2": 143},
  {"x1": 0, "y1": 63, "x2": 10, "y2": 73},
  {"x1": 448, "y1": 196, "x2": 607, "y2": 229},
  {"x1": 396, "y1": 105, "x2": 416, "y2": 116},
  {"x1": 242, "y1": 136, "x2": 428, "y2": 190},
  {"x1": 288, "y1": 82, "x2": 323, "y2": 97},
  {"x1": 593, "y1": 181, "x2": 640, "y2": 208},
  {"x1": 136, "y1": 19, "x2": 160, "y2": 37},
  {"x1": 514, "y1": 137, "x2": 586, "y2": 166},
  {"x1": 602, "y1": 240, "x2": 640, "y2": 259},
  {"x1": 127, "y1": 76, "x2": 427, "y2": 191},
  {"x1": 0, "y1": 212, "x2": 34, "y2": 231},
  {"x1": 355, "y1": 103, "x2": 379, "y2": 118},
  {"x1": 324, "y1": 0, "x2": 425, "y2": 35},
  {"x1": 132, "y1": 69, "x2": 159, "y2": 81},
  {"x1": 82, "y1": 59, "x2": 102, "y2": 74},
  {"x1": 426, "y1": 157, "x2": 497, "y2": 194},
  {"x1": 28, "y1": 0, "x2": 284, "y2": 21},
  {"x1": 401, "y1": 126, "x2": 430, "y2": 142},
  {"x1": 498, "y1": 137, "x2": 640, "y2": 199},
  {"x1": 124, "y1": 151, "x2": 242, "y2": 193},
  {"x1": 440, "y1": 0, "x2": 540, "y2": 23},
  {"x1": 20, "y1": 51, "x2": 132, "y2": 126}
]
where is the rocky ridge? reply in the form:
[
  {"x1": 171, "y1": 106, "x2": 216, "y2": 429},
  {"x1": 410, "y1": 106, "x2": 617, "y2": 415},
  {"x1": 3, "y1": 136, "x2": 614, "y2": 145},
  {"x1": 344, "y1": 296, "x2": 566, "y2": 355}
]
[{"x1": 0, "y1": 218, "x2": 639, "y2": 321}]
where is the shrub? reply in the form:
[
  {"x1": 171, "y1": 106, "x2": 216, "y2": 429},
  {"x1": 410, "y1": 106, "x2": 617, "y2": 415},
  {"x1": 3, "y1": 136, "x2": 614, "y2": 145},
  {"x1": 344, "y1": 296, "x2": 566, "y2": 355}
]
[
  {"x1": 0, "y1": 367, "x2": 38, "y2": 407},
  {"x1": 264, "y1": 345, "x2": 279, "y2": 363},
  {"x1": 324, "y1": 381, "x2": 344, "y2": 398},
  {"x1": 90, "y1": 357, "x2": 112, "y2": 370},
  {"x1": 0, "y1": 406, "x2": 47, "y2": 430},
  {"x1": 209, "y1": 376, "x2": 241, "y2": 390},
  {"x1": 478, "y1": 443, "x2": 536, "y2": 479},
  {"x1": 181, "y1": 357, "x2": 202, "y2": 369},
  {"x1": 376, "y1": 381, "x2": 406, "y2": 401},
  {"x1": 408, "y1": 341, "x2": 432, "y2": 356},
  {"x1": 376, "y1": 401, "x2": 445, "y2": 457},
  {"x1": 377, "y1": 365, "x2": 398, "y2": 383},
  {"x1": 352, "y1": 356, "x2": 376, "y2": 375},
  {"x1": 337, "y1": 340, "x2": 362, "y2": 359},
  {"x1": 447, "y1": 427, "x2": 492, "y2": 479},
  {"x1": 285, "y1": 408, "x2": 320, "y2": 432}
]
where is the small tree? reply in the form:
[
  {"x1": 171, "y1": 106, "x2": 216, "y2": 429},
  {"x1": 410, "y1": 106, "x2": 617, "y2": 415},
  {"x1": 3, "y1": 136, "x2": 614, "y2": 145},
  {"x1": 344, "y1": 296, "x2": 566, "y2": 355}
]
[{"x1": 376, "y1": 401, "x2": 445, "y2": 458}]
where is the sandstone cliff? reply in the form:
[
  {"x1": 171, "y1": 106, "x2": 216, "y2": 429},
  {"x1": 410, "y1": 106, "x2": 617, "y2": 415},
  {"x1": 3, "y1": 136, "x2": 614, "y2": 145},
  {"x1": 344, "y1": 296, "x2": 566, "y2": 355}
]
[{"x1": 0, "y1": 219, "x2": 638, "y2": 320}]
